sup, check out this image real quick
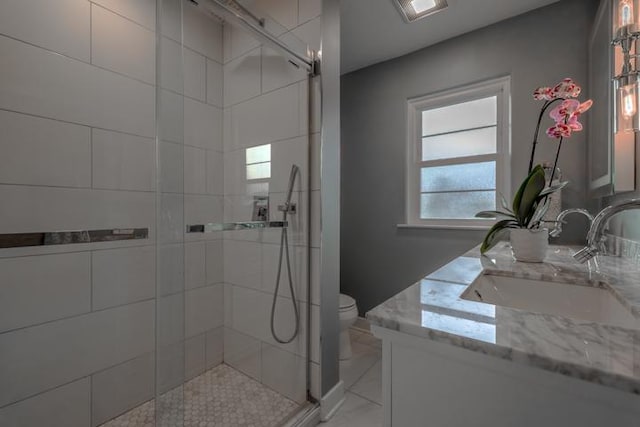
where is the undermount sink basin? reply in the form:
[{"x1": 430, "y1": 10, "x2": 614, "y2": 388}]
[{"x1": 461, "y1": 274, "x2": 639, "y2": 329}]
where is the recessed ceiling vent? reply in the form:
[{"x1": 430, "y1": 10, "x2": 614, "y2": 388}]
[{"x1": 394, "y1": 0, "x2": 448, "y2": 22}]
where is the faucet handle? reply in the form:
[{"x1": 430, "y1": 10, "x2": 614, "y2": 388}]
[{"x1": 573, "y1": 246, "x2": 597, "y2": 263}]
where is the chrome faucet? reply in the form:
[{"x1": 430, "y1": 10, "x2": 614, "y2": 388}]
[
  {"x1": 573, "y1": 199, "x2": 640, "y2": 263},
  {"x1": 549, "y1": 208, "x2": 594, "y2": 238}
]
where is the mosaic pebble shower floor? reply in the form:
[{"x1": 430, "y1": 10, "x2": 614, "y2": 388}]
[{"x1": 101, "y1": 364, "x2": 300, "y2": 427}]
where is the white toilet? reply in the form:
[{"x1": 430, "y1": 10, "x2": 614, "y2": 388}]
[{"x1": 339, "y1": 293, "x2": 358, "y2": 360}]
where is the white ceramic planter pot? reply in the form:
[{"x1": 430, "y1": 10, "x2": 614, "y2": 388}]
[{"x1": 510, "y1": 228, "x2": 549, "y2": 263}]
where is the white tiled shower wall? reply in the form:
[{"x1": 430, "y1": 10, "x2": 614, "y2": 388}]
[
  {"x1": 0, "y1": 0, "x2": 228, "y2": 425},
  {"x1": 0, "y1": 0, "x2": 167, "y2": 424},
  {"x1": 0, "y1": 0, "x2": 322, "y2": 425}
]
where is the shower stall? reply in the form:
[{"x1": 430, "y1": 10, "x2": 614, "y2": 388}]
[{"x1": 0, "y1": 0, "x2": 336, "y2": 425}]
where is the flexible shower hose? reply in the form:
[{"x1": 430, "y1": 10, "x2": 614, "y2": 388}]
[{"x1": 270, "y1": 165, "x2": 301, "y2": 344}]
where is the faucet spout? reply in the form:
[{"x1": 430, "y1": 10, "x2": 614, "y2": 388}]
[
  {"x1": 549, "y1": 208, "x2": 593, "y2": 238},
  {"x1": 573, "y1": 198, "x2": 640, "y2": 263}
]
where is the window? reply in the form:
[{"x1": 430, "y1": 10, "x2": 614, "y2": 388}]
[
  {"x1": 405, "y1": 77, "x2": 510, "y2": 229},
  {"x1": 245, "y1": 143, "x2": 271, "y2": 194}
]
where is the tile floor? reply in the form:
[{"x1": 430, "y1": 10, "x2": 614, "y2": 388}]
[
  {"x1": 319, "y1": 327, "x2": 383, "y2": 427},
  {"x1": 101, "y1": 327, "x2": 383, "y2": 427},
  {"x1": 101, "y1": 364, "x2": 300, "y2": 427}
]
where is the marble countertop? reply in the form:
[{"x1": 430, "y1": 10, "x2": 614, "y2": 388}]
[{"x1": 366, "y1": 242, "x2": 640, "y2": 395}]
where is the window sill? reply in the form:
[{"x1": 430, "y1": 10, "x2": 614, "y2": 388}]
[{"x1": 397, "y1": 223, "x2": 493, "y2": 231}]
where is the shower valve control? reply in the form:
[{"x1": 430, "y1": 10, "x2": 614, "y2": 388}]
[{"x1": 277, "y1": 203, "x2": 297, "y2": 214}]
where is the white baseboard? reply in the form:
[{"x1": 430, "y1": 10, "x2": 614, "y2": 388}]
[{"x1": 320, "y1": 380, "x2": 345, "y2": 421}]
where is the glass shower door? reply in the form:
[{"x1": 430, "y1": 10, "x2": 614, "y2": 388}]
[{"x1": 178, "y1": 0, "x2": 317, "y2": 425}]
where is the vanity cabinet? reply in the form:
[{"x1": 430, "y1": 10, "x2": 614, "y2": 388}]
[
  {"x1": 373, "y1": 326, "x2": 640, "y2": 427},
  {"x1": 367, "y1": 244, "x2": 640, "y2": 427}
]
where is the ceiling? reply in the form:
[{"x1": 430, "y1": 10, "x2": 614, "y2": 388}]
[{"x1": 340, "y1": 0, "x2": 561, "y2": 74}]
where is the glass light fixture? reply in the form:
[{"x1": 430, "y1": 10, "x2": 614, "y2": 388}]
[
  {"x1": 614, "y1": 0, "x2": 640, "y2": 39},
  {"x1": 394, "y1": 0, "x2": 447, "y2": 23},
  {"x1": 613, "y1": 0, "x2": 640, "y2": 132},
  {"x1": 620, "y1": 83, "x2": 637, "y2": 118},
  {"x1": 615, "y1": 76, "x2": 640, "y2": 131}
]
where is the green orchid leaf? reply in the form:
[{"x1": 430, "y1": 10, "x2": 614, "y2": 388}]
[
  {"x1": 538, "y1": 181, "x2": 569, "y2": 199},
  {"x1": 512, "y1": 179, "x2": 526, "y2": 215},
  {"x1": 512, "y1": 165, "x2": 544, "y2": 220},
  {"x1": 499, "y1": 193, "x2": 510, "y2": 211},
  {"x1": 518, "y1": 166, "x2": 546, "y2": 226},
  {"x1": 523, "y1": 200, "x2": 538, "y2": 226},
  {"x1": 480, "y1": 219, "x2": 518, "y2": 254},
  {"x1": 529, "y1": 196, "x2": 552, "y2": 227},
  {"x1": 475, "y1": 210, "x2": 517, "y2": 219}
]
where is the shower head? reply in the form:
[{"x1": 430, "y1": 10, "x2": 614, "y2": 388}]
[{"x1": 285, "y1": 165, "x2": 300, "y2": 202}]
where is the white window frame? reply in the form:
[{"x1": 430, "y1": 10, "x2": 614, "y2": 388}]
[{"x1": 403, "y1": 76, "x2": 511, "y2": 230}]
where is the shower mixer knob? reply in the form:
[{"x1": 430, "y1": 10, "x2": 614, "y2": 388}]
[{"x1": 278, "y1": 203, "x2": 297, "y2": 214}]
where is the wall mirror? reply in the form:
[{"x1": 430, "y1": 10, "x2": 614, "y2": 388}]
[{"x1": 589, "y1": 0, "x2": 636, "y2": 196}]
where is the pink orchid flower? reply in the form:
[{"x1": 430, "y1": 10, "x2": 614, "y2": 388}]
[
  {"x1": 567, "y1": 115, "x2": 583, "y2": 131},
  {"x1": 550, "y1": 99, "x2": 580, "y2": 122},
  {"x1": 551, "y1": 78, "x2": 581, "y2": 98},
  {"x1": 533, "y1": 86, "x2": 555, "y2": 101},
  {"x1": 567, "y1": 99, "x2": 593, "y2": 131},
  {"x1": 533, "y1": 78, "x2": 583, "y2": 101},
  {"x1": 527, "y1": 77, "x2": 593, "y2": 184},
  {"x1": 576, "y1": 99, "x2": 593, "y2": 114},
  {"x1": 549, "y1": 99, "x2": 593, "y2": 131},
  {"x1": 546, "y1": 123, "x2": 572, "y2": 139}
]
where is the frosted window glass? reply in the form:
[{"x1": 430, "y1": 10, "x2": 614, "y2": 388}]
[
  {"x1": 246, "y1": 144, "x2": 271, "y2": 164},
  {"x1": 421, "y1": 162, "x2": 495, "y2": 192},
  {"x1": 422, "y1": 96, "x2": 497, "y2": 136},
  {"x1": 246, "y1": 162, "x2": 271, "y2": 180},
  {"x1": 420, "y1": 191, "x2": 495, "y2": 219},
  {"x1": 422, "y1": 127, "x2": 496, "y2": 161}
]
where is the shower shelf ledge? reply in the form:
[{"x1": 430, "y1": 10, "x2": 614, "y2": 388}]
[
  {"x1": 186, "y1": 221, "x2": 288, "y2": 233},
  {"x1": 0, "y1": 228, "x2": 149, "y2": 249}
]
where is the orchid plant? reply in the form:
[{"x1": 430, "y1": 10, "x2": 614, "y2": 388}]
[
  {"x1": 477, "y1": 78, "x2": 593, "y2": 254},
  {"x1": 531, "y1": 78, "x2": 593, "y2": 182}
]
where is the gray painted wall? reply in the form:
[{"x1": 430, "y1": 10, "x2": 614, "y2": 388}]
[{"x1": 341, "y1": 0, "x2": 599, "y2": 314}]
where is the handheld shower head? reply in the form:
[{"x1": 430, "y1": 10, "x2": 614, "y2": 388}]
[
  {"x1": 285, "y1": 165, "x2": 300, "y2": 203},
  {"x1": 278, "y1": 165, "x2": 300, "y2": 219},
  {"x1": 270, "y1": 164, "x2": 301, "y2": 344}
]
